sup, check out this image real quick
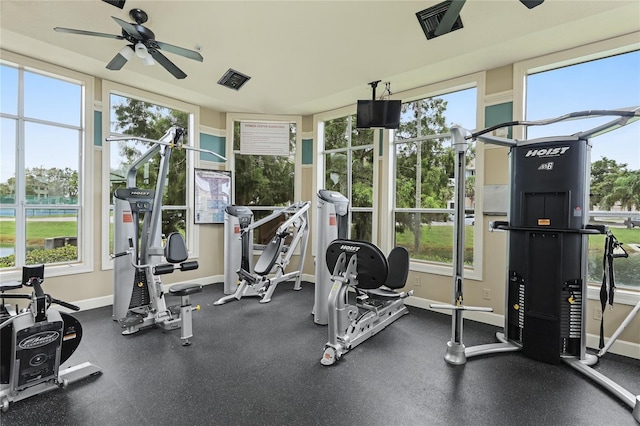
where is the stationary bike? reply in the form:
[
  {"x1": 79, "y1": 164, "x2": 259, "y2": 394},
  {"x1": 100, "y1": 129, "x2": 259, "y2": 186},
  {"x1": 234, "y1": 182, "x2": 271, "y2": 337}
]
[
  {"x1": 0, "y1": 265, "x2": 101, "y2": 412},
  {"x1": 320, "y1": 240, "x2": 413, "y2": 366}
]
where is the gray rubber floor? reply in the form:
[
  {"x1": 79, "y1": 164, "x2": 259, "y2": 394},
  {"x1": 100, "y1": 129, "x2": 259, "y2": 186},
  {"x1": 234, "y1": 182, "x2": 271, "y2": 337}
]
[{"x1": 1, "y1": 282, "x2": 638, "y2": 425}]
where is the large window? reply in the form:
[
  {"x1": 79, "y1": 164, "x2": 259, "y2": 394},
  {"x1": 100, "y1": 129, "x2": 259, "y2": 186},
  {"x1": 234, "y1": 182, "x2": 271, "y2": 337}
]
[
  {"x1": 229, "y1": 115, "x2": 301, "y2": 245},
  {"x1": 524, "y1": 48, "x2": 640, "y2": 290},
  {"x1": 322, "y1": 115, "x2": 375, "y2": 241},
  {"x1": 393, "y1": 87, "x2": 477, "y2": 269},
  {"x1": 1, "y1": 58, "x2": 89, "y2": 273},
  {"x1": 102, "y1": 82, "x2": 198, "y2": 266}
]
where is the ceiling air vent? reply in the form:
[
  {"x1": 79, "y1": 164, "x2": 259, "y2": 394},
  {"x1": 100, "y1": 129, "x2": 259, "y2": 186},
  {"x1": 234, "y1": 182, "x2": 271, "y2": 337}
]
[
  {"x1": 416, "y1": 1, "x2": 464, "y2": 40},
  {"x1": 217, "y1": 69, "x2": 251, "y2": 91}
]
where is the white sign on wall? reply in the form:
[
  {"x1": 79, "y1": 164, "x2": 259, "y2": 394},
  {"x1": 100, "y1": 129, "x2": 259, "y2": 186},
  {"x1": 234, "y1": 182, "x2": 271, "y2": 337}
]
[{"x1": 240, "y1": 122, "x2": 290, "y2": 156}]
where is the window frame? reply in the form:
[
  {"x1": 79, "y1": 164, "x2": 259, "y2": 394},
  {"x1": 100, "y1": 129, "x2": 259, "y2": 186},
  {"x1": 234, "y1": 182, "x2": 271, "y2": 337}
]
[
  {"x1": 101, "y1": 81, "x2": 200, "y2": 269},
  {"x1": 314, "y1": 105, "x2": 380, "y2": 253},
  {"x1": 0, "y1": 49, "x2": 94, "y2": 281},
  {"x1": 385, "y1": 73, "x2": 484, "y2": 279},
  {"x1": 514, "y1": 32, "x2": 640, "y2": 304}
]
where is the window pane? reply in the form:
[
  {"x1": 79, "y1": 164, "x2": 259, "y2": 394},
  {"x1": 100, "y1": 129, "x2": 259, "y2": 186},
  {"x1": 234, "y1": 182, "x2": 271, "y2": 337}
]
[
  {"x1": 325, "y1": 152, "x2": 348, "y2": 195},
  {"x1": 26, "y1": 208, "x2": 79, "y2": 265},
  {"x1": 0, "y1": 208, "x2": 16, "y2": 268},
  {"x1": 234, "y1": 153, "x2": 295, "y2": 206},
  {"x1": 351, "y1": 211, "x2": 372, "y2": 241},
  {"x1": 24, "y1": 122, "x2": 80, "y2": 204},
  {"x1": 588, "y1": 218, "x2": 639, "y2": 289},
  {"x1": 162, "y1": 208, "x2": 186, "y2": 241},
  {"x1": 394, "y1": 212, "x2": 473, "y2": 265},
  {"x1": 395, "y1": 141, "x2": 418, "y2": 208},
  {"x1": 351, "y1": 147, "x2": 373, "y2": 208},
  {"x1": 24, "y1": 71, "x2": 81, "y2": 126},
  {"x1": 527, "y1": 50, "x2": 640, "y2": 289},
  {"x1": 351, "y1": 115, "x2": 374, "y2": 146},
  {"x1": 0, "y1": 65, "x2": 18, "y2": 115},
  {"x1": 1, "y1": 118, "x2": 16, "y2": 203},
  {"x1": 324, "y1": 117, "x2": 349, "y2": 150}
]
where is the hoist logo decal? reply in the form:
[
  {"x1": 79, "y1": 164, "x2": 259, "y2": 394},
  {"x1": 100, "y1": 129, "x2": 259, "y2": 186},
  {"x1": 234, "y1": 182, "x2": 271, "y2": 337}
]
[
  {"x1": 340, "y1": 245, "x2": 360, "y2": 253},
  {"x1": 525, "y1": 146, "x2": 570, "y2": 158}
]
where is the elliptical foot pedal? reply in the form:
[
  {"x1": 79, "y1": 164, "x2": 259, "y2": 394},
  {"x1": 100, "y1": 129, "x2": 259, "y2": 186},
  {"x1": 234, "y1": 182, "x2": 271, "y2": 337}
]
[{"x1": 118, "y1": 313, "x2": 144, "y2": 328}]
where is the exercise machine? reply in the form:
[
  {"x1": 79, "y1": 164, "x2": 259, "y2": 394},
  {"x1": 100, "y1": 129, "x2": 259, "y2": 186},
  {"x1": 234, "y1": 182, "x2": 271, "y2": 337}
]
[
  {"x1": 107, "y1": 127, "x2": 225, "y2": 345},
  {"x1": 215, "y1": 201, "x2": 311, "y2": 305},
  {"x1": 430, "y1": 107, "x2": 640, "y2": 421},
  {"x1": 0, "y1": 265, "x2": 102, "y2": 412},
  {"x1": 223, "y1": 206, "x2": 254, "y2": 295},
  {"x1": 313, "y1": 189, "x2": 349, "y2": 325},
  {"x1": 320, "y1": 239, "x2": 413, "y2": 366}
]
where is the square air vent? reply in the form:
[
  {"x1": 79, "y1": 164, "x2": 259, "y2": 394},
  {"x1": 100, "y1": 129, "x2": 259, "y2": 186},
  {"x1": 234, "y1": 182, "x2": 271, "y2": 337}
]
[
  {"x1": 217, "y1": 69, "x2": 251, "y2": 91},
  {"x1": 416, "y1": 1, "x2": 464, "y2": 40}
]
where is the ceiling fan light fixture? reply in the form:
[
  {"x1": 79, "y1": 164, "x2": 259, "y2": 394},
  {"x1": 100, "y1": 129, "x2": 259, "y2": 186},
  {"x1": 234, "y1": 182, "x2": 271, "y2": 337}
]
[
  {"x1": 143, "y1": 55, "x2": 155, "y2": 66},
  {"x1": 118, "y1": 45, "x2": 133, "y2": 60},
  {"x1": 134, "y1": 42, "x2": 148, "y2": 58}
]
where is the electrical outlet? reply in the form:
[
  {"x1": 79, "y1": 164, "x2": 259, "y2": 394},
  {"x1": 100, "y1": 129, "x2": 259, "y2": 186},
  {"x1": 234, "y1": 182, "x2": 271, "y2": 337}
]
[
  {"x1": 594, "y1": 306, "x2": 602, "y2": 321},
  {"x1": 413, "y1": 276, "x2": 421, "y2": 287},
  {"x1": 482, "y1": 288, "x2": 491, "y2": 300}
]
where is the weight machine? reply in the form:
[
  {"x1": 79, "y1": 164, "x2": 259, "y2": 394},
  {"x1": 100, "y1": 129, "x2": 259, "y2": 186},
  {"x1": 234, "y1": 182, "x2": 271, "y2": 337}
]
[
  {"x1": 215, "y1": 201, "x2": 311, "y2": 305},
  {"x1": 313, "y1": 189, "x2": 349, "y2": 325},
  {"x1": 107, "y1": 127, "x2": 225, "y2": 345},
  {"x1": 0, "y1": 265, "x2": 101, "y2": 412},
  {"x1": 430, "y1": 107, "x2": 640, "y2": 421}
]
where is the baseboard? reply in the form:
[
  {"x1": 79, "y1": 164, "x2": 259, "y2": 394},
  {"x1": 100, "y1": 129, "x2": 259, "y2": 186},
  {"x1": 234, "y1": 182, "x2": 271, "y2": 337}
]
[{"x1": 405, "y1": 295, "x2": 640, "y2": 360}]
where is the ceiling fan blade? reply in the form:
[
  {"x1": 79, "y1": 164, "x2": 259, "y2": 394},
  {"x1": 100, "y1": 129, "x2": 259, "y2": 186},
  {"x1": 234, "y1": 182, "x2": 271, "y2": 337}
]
[
  {"x1": 434, "y1": 0, "x2": 466, "y2": 37},
  {"x1": 106, "y1": 46, "x2": 132, "y2": 70},
  {"x1": 111, "y1": 16, "x2": 143, "y2": 39},
  {"x1": 154, "y1": 40, "x2": 203, "y2": 62},
  {"x1": 54, "y1": 27, "x2": 124, "y2": 40},
  {"x1": 149, "y1": 49, "x2": 187, "y2": 79}
]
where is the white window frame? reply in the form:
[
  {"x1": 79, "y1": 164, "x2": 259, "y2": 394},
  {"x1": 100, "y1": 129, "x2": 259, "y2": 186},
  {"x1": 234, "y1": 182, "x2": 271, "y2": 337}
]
[
  {"x1": 314, "y1": 105, "x2": 380, "y2": 255},
  {"x1": 385, "y1": 73, "x2": 485, "y2": 280},
  {"x1": 514, "y1": 32, "x2": 640, "y2": 305},
  {"x1": 0, "y1": 50, "x2": 94, "y2": 281},
  {"x1": 101, "y1": 81, "x2": 200, "y2": 269}
]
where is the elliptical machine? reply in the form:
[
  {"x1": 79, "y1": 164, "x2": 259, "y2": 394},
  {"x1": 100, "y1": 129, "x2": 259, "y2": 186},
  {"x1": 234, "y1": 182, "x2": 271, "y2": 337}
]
[
  {"x1": 0, "y1": 265, "x2": 101, "y2": 412},
  {"x1": 430, "y1": 108, "x2": 640, "y2": 421},
  {"x1": 107, "y1": 127, "x2": 224, "y2": 345},
  {"x1": 313, "y1": 190, "x2": 349, "y2": 325}
]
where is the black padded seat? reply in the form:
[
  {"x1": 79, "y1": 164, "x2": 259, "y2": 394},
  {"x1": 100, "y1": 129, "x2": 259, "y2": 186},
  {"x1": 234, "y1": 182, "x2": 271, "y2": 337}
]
[
  {"x1": 169, "y1": 283, "x2": 203, "y2": 296},
  {"x1": 254, "y1": 235, "x2": 284, "y2": 276},
  {"x1": 0, "y1": 281, "x2": 23, "y2": 291},
  {"x1": 360, "y1": 246, "x2": 409, "y2": 298},
  {"x1": 164, "y1": 232, "x2": 188, "y2": 264}
]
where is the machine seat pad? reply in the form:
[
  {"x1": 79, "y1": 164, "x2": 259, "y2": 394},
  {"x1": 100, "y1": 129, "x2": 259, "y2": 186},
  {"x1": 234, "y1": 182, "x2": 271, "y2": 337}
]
[
  {"x1": 0, "y1": 281, "x2": 22, "y2": 291},
  {"x1": 254, "y1": 235, "x2": 284, "y2": 276},
  {"x1": 361, "y1": 287, "x2": 403, "y2": 299},
  {"x1": 169, "y1": 283, "x2": 203, "y2": 296}
]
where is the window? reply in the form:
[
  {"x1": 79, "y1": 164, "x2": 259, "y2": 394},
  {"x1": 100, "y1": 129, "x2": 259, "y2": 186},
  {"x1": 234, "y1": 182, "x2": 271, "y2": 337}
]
[
  {"x1": 322, "y1": 115, "x2": 375, "y2": 241},
  {"x1": 1, "y1": 57, "x2": 90, "y2": 275},
  {"x1": 228, "y1": 114, "x2": 301, "y2": 245},
  {"x1": 524, "y1": 48, "x2": 640, "y2": 290},
  {"x1": 102, "y1": 82, "x2": 199, "y2": 266},
  {"x1": 393, "y1": 87, "x2": 477, "y2": 269}
]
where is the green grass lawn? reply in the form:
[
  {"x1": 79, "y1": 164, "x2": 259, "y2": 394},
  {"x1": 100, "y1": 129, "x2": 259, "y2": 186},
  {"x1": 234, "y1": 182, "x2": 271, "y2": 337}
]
[{"x1": 0, "y1": 219, "x2": 78, "y2": 246}]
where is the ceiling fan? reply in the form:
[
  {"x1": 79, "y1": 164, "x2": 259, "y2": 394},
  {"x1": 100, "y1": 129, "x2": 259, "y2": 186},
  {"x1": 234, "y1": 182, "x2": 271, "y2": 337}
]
[{"x1": 54, "y1": 8, "x2": 203, "y2": 79}]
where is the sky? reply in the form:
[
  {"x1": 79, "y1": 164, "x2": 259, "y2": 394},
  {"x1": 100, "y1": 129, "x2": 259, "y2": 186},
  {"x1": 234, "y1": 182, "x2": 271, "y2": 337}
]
[{"x1": 1, "y1": 50, "x2": 639, "y2": 187}]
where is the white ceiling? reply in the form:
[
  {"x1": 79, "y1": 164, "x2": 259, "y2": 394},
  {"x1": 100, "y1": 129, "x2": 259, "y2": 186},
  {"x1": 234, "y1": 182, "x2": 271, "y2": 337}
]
[{"x1": 1, "y1": 1, "x2": 639, "y2": 116}]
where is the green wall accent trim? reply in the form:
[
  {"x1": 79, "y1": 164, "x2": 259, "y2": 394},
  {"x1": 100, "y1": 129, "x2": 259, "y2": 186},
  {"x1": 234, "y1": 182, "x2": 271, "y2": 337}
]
[
  {"x1": 200, "y1": 133, "x2": 225, "y2": 163},
  {"x1": 302, "y1": 138, "x2": 313, "y2": 165},
  {"x1": 485, "y1": 102, "x2": 513, "y2": 139},
  {"x1": 94, "y1": 110, "x2": 102, "y2": 146}
]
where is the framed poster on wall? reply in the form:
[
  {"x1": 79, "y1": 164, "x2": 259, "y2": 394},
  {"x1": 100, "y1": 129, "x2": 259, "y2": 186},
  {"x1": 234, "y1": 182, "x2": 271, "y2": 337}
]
[{"x1": 194, "y1": 169, "x2": 232, "y2": 224}]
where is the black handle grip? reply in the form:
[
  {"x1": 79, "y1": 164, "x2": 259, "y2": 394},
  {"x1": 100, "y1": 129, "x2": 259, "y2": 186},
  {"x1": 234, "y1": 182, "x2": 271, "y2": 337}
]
[
  {"x1": 112, "y1": 250, "x2": 130, "y2": 258},
  {"x1": 50, "y1": 297, "x2": 80, "y2": 311}
]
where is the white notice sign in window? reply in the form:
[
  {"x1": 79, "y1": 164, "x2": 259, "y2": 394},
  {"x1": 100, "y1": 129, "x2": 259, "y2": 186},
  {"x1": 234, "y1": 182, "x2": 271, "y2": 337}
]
[{"x1": 240, "y1": 122, "x2": 290, "y2": 156}]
